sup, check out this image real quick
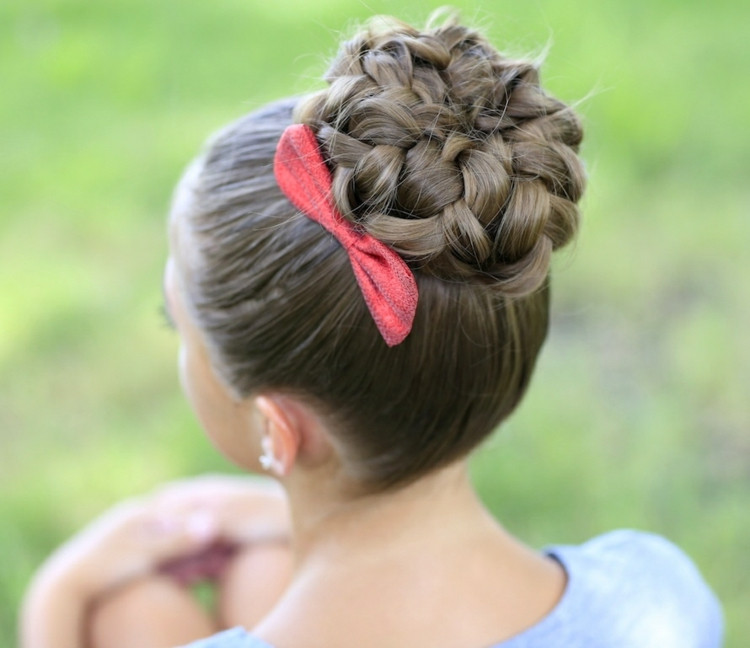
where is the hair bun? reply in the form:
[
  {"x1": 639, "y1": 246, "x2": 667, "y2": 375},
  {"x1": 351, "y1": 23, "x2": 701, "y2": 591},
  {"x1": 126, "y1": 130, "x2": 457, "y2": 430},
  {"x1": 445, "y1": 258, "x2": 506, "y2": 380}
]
[{"x1": 295, "y1": 15, "x2": 586, "y2": 296}]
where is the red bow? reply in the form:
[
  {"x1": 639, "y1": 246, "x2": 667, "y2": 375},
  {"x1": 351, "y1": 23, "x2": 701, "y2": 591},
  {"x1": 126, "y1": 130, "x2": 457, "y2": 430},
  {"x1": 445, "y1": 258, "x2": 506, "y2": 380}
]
[{"x1": 274, "y1": 124, "x2": 418, "y2": 346}]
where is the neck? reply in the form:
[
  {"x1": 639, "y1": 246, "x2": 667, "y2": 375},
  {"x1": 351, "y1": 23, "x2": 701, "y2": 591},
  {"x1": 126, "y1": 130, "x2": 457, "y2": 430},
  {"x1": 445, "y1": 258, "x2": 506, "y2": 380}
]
[
  {"x1": 284, "y1": 460, "x2": 509, "y2": 573},
  {"x1": 254, "y1": 460, "x2": 566, "y2": 648},
  {"x1": 254, "y1": 461, "x2": 565, "y2": 648}
]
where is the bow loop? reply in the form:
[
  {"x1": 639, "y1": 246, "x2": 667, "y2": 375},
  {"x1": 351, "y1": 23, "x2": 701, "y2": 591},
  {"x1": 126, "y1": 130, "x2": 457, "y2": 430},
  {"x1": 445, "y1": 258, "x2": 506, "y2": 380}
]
[{"x1": 274, "y1": 124, "x2": 418, "y2": 346}]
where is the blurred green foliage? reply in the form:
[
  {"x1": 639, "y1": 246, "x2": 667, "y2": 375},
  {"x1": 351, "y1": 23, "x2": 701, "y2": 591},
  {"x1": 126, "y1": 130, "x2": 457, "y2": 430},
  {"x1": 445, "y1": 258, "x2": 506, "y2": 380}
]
[{"x1": 1, "y1": 0, "x2": 748, "y2": 646}]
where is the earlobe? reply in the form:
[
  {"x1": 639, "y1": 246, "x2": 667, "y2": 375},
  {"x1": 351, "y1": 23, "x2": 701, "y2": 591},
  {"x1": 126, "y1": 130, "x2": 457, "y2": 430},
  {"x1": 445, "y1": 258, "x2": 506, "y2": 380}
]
[{"x1": 254, "y1": 396, "x2": 300, "y2": 477}]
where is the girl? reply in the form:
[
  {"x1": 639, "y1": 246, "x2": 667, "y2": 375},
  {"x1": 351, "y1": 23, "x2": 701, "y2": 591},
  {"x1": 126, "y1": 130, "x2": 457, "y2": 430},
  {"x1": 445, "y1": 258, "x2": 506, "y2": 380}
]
[{"x1": 22, "y1": 13, "x2": 723, "y2": 648}]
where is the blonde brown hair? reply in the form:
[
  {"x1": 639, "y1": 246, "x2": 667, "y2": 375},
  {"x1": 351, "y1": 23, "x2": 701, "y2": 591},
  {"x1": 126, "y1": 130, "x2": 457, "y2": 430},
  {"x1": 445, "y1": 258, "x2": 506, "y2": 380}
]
[{"x1": 179, "y1": 14, "x2": 585, "y2": 492}]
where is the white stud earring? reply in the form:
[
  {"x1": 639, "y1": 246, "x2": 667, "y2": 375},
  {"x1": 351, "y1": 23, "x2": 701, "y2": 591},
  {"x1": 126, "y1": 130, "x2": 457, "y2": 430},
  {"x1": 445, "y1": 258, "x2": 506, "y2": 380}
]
[{"x1": 259, "y1": 435, "x2": 282, "y2": 475}]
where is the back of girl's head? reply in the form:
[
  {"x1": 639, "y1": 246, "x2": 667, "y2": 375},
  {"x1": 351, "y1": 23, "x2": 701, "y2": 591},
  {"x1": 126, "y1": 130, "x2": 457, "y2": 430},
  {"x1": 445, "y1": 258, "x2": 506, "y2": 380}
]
[{"x1": 178, "y1": 13, "x2": 585, "y2": 493}]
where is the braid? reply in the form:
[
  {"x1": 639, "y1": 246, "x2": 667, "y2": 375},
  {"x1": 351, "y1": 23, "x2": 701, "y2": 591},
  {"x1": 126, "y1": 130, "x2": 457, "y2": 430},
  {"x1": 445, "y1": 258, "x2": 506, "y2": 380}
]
[{"x1": 296, "y1": 15, "x2": 585, "y2": 296}]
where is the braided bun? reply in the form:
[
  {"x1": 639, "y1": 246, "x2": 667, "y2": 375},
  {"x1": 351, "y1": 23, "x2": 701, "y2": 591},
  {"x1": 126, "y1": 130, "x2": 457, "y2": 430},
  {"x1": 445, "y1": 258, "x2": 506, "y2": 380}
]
[{"x1": 296, "y1": 15, "x2": 585, "y2": 295}]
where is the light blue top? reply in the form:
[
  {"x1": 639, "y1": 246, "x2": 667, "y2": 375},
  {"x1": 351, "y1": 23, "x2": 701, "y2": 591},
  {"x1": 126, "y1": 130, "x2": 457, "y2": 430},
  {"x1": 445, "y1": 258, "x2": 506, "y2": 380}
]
[{"x1": 184, "y1": 530, "x2": 724, "y2": 648}]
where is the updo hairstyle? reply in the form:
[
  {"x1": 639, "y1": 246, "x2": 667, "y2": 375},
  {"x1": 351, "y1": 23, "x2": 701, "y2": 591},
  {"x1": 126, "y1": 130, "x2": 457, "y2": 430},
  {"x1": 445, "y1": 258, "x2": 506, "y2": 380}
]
[{"x1": 179, "y1": 14, "x2": 586, "y2": 492}]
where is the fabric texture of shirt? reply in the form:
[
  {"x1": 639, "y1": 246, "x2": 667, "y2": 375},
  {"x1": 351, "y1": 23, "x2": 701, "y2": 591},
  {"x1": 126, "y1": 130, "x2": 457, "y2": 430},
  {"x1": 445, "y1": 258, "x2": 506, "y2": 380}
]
[{"x1": 183, "y1": 529, "x2": 723, "y2": 648}]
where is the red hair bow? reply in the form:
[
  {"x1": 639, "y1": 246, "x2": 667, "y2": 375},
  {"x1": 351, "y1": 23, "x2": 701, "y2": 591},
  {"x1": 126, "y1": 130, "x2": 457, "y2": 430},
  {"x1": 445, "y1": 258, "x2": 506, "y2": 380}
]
[{"x1": 274, "y1": 124, "x2": 418, "y2": 346}]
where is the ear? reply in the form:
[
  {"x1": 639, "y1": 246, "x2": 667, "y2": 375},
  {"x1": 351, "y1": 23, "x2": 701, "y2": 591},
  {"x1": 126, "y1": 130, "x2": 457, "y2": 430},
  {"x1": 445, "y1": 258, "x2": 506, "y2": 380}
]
[{"x1": 254, "y1": 395, "x2": 301, "y2": 477}]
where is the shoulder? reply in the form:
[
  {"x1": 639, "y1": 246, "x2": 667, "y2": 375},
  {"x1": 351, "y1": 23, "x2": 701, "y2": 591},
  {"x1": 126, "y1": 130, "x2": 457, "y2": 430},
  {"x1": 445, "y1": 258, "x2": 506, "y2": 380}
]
[
  {"x1": 179, "y1": 627, "x2": 274, "y2": 648},
  {"x1": 548, "y1": 530, "x2": 724, "y2": 648}
]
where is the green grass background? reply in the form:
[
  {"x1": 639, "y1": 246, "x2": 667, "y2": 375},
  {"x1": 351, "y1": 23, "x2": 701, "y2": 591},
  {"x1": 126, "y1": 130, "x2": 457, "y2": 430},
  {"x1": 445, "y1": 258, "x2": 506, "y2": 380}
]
[{"x1": 1, "y1": 0, "x2": 748, "y2": 645}]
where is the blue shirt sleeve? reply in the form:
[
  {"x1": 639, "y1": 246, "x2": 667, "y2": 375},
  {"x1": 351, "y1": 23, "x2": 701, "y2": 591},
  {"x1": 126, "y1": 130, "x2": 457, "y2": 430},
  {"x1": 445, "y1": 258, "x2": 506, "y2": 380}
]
[
  {"x1": 545, "y1": 530, "x2": 724, "y2": 648},
  {"x1": 180, "y1": 627, "x2": 274, "y2": 648}
]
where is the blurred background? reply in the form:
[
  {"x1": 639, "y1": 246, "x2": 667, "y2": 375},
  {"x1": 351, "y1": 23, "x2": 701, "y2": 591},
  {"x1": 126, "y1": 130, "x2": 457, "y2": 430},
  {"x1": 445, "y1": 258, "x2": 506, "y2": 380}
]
[{"x1": 1, "y1": 0, "x2": 747, "y2": 645}]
